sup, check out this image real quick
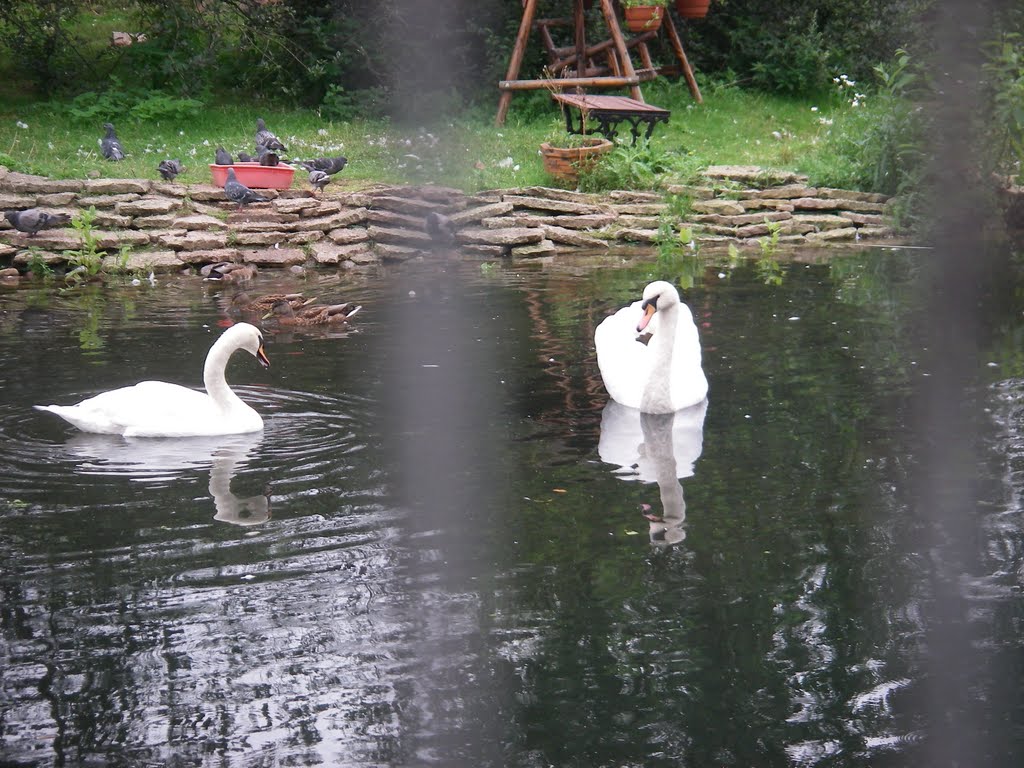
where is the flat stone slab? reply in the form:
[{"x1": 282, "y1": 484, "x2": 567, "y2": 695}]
[
  {"x1": 85, "y1": 179, "x2": 152, "y2": 195},
  {"x1": 614, "y1": 228, "x2": 659, "y2": 243},
  {"x1": 233, "y1": 231, "x2": 288, "y2": 246},
  {"x1": 455, "y1": 226, "x2": 545, "y2": 246},
  {"x1": 792, "y1": 213, "x2": 854, "y2": 231},
  {"x1": 542, "y1": 225, "x2": 608, "y2": 248},
  {"x1": 79, "y1": 193, "x2": 141, "y2": 208},
  {"x1": 158, "y1": 231, "x2": 227, "y2": 250},
  {"x1": 3, "y1": 173, "x2": 82, "y2": 194},
  {"x1": 0, "y1": 193, "x2": 36, "y2": 209},
  {"x1": 448, "y1": 202, "x2": 514, "y2": 227},
  {"x1": 367, "y1": 208, "x2": 429, "y2": 229},
  {"x1": 503, "y1": 195, "x2": 605, "y2": 215},
  {"x1": 369, "y1": 195, "x2": 436, "y2": 216},
  {"x1": 113, "y1": 249, "x2": 183, "y2": 273},
  {"x1": 702, "y1": 165, "x2": 808, "y2": 184},
  {"x1": 36, "y1": 193, "x2": 77, "y2": 206},
  {"x1": 117, "y1": 197, "x2": 181, "y2": 216},
  {"x1": 744, "y1": 184, "x2": 819, "y2": 199},
  {"x1": 176, "y1": 248, "x2": 242, "y2": 265},
  {"x1": 373, "y1": 242, "x2": 425, "y2": 261},
  {"x1": 610, "y1": 203, "x2": 667, "y2": 216},
  {"x1": 694, "y1": 210, "x2": 792, "y2": 226},
  {"x1": 175, "y1": 214, "x2": 227, "y2": 230},
  {"x1": 367, "y1": 225, "x2": 433, "y2": 245},
  {"x1": 511, "y1": 239, "x2": 557, "y2": 258},
  {"x1": 312, "y1": 241, "x2": 372, "y2": 265},
  {"x1": 327, "y1": 227, "x2": 370, "y2": 245},
  {"x1": 691, "y1": 199, "x2": 745, "y2": 215},
  {"x1": 242, "y1": 247, "x2": 307, "y2": 267}
]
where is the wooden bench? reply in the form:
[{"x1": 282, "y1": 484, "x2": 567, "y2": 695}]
[{"x1": 551, "y1": 93, "x2": 670, "y2": 145}]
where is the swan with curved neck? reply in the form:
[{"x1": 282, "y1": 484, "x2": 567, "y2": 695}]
[
  {"x1": 595, "y1": 280, "x2": 708, "y2": 413},
  {"x1": 35, "y1": 323, "x2": 270, "y2": 437}
]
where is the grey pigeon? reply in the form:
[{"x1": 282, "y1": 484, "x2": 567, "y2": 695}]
[
  {"x1": 254, "y1": 118, "x2": 287, "y2": 152},
  {"x1": 4, "y1": 208, "x2": 72, "y2": 237},
  {"x1": 223, "y1": 167, "x2": 269, "y2": 210},
  {"x1": 298, "y1": 156, "x2": 348, "y2": 175},
  {"x1": 215, "y1": 146, "x2": 233, "y2": 165},
  {"x1": 256, "y1": 146, "x2": 280, "y2": 167},
  {"x1": 237, "y1": 151, "x2": 255, "y2": 163},
  {"x1": 425, "y1": 211, "x2": 456, "y2": 245},
  {"x1": 157, "y1": 159, "x2": 186, "y2": 181},
  {"x1": 308, "y1": 169, "x2": 330, "y2": 194},
  {"x1": 100, "y1": 123, "x2": 125, "y2": 161}
]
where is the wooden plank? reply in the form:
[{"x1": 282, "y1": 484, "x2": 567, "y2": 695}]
[
  {"x1": 500, "y1": 76, "x2": 640, "y2": 91},
  {"x1": 662, "y1": 13, "x2": 702, "y2": 103},
  {"x1": 598, "y1": 0, "x2": 643, "y2": 102}
]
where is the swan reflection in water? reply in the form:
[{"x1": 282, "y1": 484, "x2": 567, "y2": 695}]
[
  {"x1": 598, "y1": 399, "x2": 707, "y2": 546},
  {"x1": 57, "y1": 431, "x2": 271, "y2": 526}
]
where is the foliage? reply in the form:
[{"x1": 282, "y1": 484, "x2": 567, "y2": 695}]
[
  {"x1": 983, "y1": 32, "x2": 1024, "y2": 177},
  {"x1": 62, "y1": 81, "x2": 205, "y2": 123},
  {"x1": 620, "y1": 0, "x2": 669, "y2": 6},
  {"x1": 62, "y1": 206, "x2": 130, "y2": 285},
  {"x1": 579, "y1": 138, "x2": 685, "y2": 191}
]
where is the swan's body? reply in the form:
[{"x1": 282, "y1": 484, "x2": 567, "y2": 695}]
[
  {"x1": 35, "y1": 323, "x2": 270, "y2": 437},
  {"x1": 595, "y1": 280, "x2": 708, "y2": 413}
]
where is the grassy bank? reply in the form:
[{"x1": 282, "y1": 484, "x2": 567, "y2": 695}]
[{"x1": 0, "y1": 78, "x2": 864, "y2": 193}]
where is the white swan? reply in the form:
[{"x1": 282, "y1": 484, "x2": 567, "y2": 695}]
[
  {"x1": 35, "y1": 323, "x2": 270, "y2": 437},
  {"x1": 595, "y1": 280, "x2": 708, "y2": 413}
]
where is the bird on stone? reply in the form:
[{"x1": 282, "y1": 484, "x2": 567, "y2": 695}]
[
  {"x1": 157, "y1": 159, "x2": 186, "y2": 181},
  {"x1": 297, "y1": 156, "x2": 347, "y2": 176},
  {"x1": 215, "y1": 146, "x2": 234, "y2": 165},
  {"x1": 100, "y1": 123, "x2": 125, "y2": 161},
  {"x1": 254, "y1": 118, "x2": 287, "y2": 153},
  {"x1": 223, "y1": 167, "x2": 269, "y2": 210},
  {"x1": 425, "y1": 211, "x2": 456, "y2": 245},
  {"x1": 308, "y1": 169, "x2": 330, "y2": 194},
  {"x1": 4, "y1": 208, "x2": 72, "y2": 237}
]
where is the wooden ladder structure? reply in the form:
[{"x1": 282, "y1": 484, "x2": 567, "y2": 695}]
[{"x1": 495, "y1": 0, "x2": 702, "y2": 126}]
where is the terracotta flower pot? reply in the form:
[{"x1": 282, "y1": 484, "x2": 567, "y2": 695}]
[
  {"x1": 674, "y1": 0, "x2": 710, "y2": 18},
  {"x1": 539, "y1": 137, "x2": 614, "y2": 184},
  {"x1": 623, "y1": 6, "x2": 664, "y2": 33}
]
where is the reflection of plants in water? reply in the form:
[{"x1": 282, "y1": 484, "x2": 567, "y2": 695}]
[
  {"x1": 60, "y1": 285, "x2": 139, "y2": 353},
  {"x1": 756, "y1": 220, "x2": 784, "y2": 285}
]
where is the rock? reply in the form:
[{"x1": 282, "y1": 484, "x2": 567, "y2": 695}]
[
  {"x1": 792, "y1": 213, "x2": 854, "y2": 231},
  {"x1": 112, "y1": 250, "x2": 182, "y2": 273},
  {"x1": 367, "y1": 225, "x2": 433, "y2": 245},
  {"x1": 663, "y1": 184, "x2": 716, "y2": 200},
  {"x1": 241, "y1": 247, "x2": 307, "y2": 267},
  {"x1": 367, "y1": 208, "x2": 430, "y2": 229},
  {"x1": 369, "y1": 195, "x2": 436, "y2": 216},
  {"x1": 511, "y1": 239, "x2": 557, "y2": 258},
  {"x1": 610, "y1": 203, "x2": 667, "y2": 216},
  {"x1": 745, "y1": 183, "x2": 818, "y2": 199},
  {"x1": 273, "y1": 198, "x2": 322, "y2": 215},
  {"x1": 174, "y1": 214, "x2": 227, "y2": 231},
  {"x1": 4, "y1": 172, "x2": 82, "y2": 194},
  {"x1": 373, "y1": 242, "x2": 425, "y2": 261},
  {"x1": 312, "y1": 241, "x2": 373, "y2": 265},
  {"x1": 455, "y1": 226, "x2": 545, "y2": 246},
  {"x1": 13, "y1": 250, "x2": 66, "y2": 265},
  {"x1": 542, "y1": 225, "x2": 609, "y2": 248},
  {"x1": 614, "y1": 228, "x2": 660, "y2": 243},
  {"x1": 817, "y1": 187, "x2": 889, "y2": 203},
  {"x1": 459, "y1": 244, "x2": 507, "y2": 258},
  {"x1": 614, "y1": 215, "x2": 661, "y2": 230},
  {"x1": 232, "y1": 231, "x2": 288, "y2": 246},
  {"x1": 805, "y1": 226, "x2": 859, "y2": 242},
  {"x1": 691, "y1": 199, "x2": 745, "y2": 215},
  {"x1": 502, "y1": 212, "x2": 616, "y2": 230},
  {"x1": 78, "y1": 193, "x2": 141, "y2": 208},
  {"x1": 116, "y1": 197, "x2": 180, "y2": 216},
  {"x1": 35, "y1": 193, "x2": 77, "y2": 207},
  {"x1": 503, "y1": 195, "x2": 606, "y2": 215},
  {"x1": 0, "y1": 193, "x2": 37, "y2": 209},
  {"x1": 327, "y1": 227, "x2": 370, "y2": 245},
  {"x1": 839, "y1": 211, "x2": 886, "y2": 226},
  {"x1": 447, "y1": 202, "x2": 514, "y2": 227},
  {"x1": 287, "y1": 231, "x2": 324, "y2": 245},
  {"x1": 702, "y1": 165, "x2": 808, "y2": 185},
  {"x1": 519, "y1": 186, "x2": 605, "y2": 205},
  {"x1": 176, "y1": 248, "x2": 242, "y2": 265},
  {"x1": 693, "y1": 210, "x2": 792, "y2": 226},
  {"x1": 158, "y1": 231, "x2": 227, "y2": 250},
  {"x1": 736, "y1": 199, "x2": 796, "y2": 212},
  {"x1": 184, "y1": 184, "x2": 231, "y2": 202},
  {"x1": 151, "y1": 182, "x2": 190, "y2": 197},
  {"x1": 84, "y1": 178, "x2": 152, "y2": 195}
]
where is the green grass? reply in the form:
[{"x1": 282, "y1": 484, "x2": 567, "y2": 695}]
[{"x1": 0, "y1": 77, "x2": 863, "y2": 192}]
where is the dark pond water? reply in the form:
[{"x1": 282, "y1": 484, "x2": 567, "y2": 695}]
[{"x1": 1, "y1": 248, "x2": 1023, "y2": 767}]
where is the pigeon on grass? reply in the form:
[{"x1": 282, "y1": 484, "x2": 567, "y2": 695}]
[
  {"x1": 100, "y1": 123, "x2": 125, "y2": 161},
  {"x1": 4, "y1": 208, "x2": 72, "y2": 237},
  {"x1": 223, "y1": 167, "x2": 269, "y2": 210},
  {"x1": 157, "y1": 159, "x2": 186, "y2": 181},
  {"x1": 254, "y1": 118, "x2": 287, "y2": 153}
]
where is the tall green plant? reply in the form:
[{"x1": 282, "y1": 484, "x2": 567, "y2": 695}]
[{"x1": 983, "y1": 32, "x2": 1024, "y2": 177}]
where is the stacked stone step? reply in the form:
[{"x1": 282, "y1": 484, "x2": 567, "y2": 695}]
[{"x1": 0, "y1": 163, "x2": 900, "y2": 275}]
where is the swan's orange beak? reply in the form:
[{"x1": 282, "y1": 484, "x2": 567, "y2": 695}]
[
  {"x1": 257, "y1": 343, "x2": 270, "y2": 369},
  {"x1": 637, "y1": 300, "x2": 657, "y2": 333}
]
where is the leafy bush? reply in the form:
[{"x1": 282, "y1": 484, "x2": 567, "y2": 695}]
[
  {"x1": 983, "y1": 32, "x2": 1024, "y2": 176},
  {"x1": 580, "y1": 139, "x2": 688, "y2": 191}
]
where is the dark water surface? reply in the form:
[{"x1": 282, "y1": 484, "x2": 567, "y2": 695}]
[{"x1": 1, "y1": 250, "x2": 1023, "y2": 766}]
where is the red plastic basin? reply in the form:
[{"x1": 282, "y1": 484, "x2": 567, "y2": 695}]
[{"x1": 209, "y1": 162, "x2": 295, "y2": 189}]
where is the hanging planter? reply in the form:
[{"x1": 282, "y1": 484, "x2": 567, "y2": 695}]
[
  {"x1": 539, "y1": 137, "x2": 614, "y2": 184},
  {"x1": 621, "y1": 1, "x2": 668, "y2": 33},
  {"x1": 674, "y1": 0, "x2": 710, "y2": 18}
]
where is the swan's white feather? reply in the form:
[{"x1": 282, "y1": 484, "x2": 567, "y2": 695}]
[
  {"x1": 35, "y1": 323, "x2": 267, "y2": 437},
  {"x1": 595, "y1": 281, "x2": 708, "y2": 413}
]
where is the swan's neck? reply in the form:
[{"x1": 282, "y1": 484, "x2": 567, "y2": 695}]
[
  {"x1": 641, "y1": 303, "x2": 679, "y2": 412},
  {"x1": 203, "y1": 336, "x2": 246, "y2": 411}
]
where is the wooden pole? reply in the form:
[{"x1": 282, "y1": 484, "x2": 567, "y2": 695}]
[
  {"x1": 573, "y1": 0, "x2": 588, "y2": 78},
  {"x1": 496, "y1": 0, "x2": 539, "y2": 125},
  {"x1": 662, "y1": 13, "x2": 702, "y2": 103},
  {"x1": 500, "y1": 75, "x2": 640, "y2": 91},
  {"x1": 598, "y1": 0, "x2": 643, "y2": 102}
]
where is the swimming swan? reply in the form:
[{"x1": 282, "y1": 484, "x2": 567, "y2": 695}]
[
  {"x1": 595, "y1": 280, "x2": 708, "y2": 413},
  {"x1": 35, "y1": 323, "x2": 270, "y2": 437}
]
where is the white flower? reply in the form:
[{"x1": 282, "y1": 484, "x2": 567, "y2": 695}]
[
  {"x1": 318, "y1": 128, "x2": 328, "y2": 136},
  {"x1": 810, "y1": 106, "x2": 818, "y2": 112},
  {"x1": 15, "y1": 120, "x2": 28, "y2": 129},
  {"x1": 497, "y1": 156, "x2": 514, "y2": 168},
  {"x1": 202, "y1": 139, "x2": 210, "y2": 146},
  {"x1": 513, "y1": 164, "x2": 520, "y2": 172},
  {"x1": 178, "y1": 130, "x2": 184, "y2": 136},
  {"x1": 818, "y1": 117, "x2": 833, "y2": 126}
]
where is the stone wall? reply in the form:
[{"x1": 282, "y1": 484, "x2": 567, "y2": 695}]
[{"x1": 0, "y1": 164, "x2": 897, "y2": 275}]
